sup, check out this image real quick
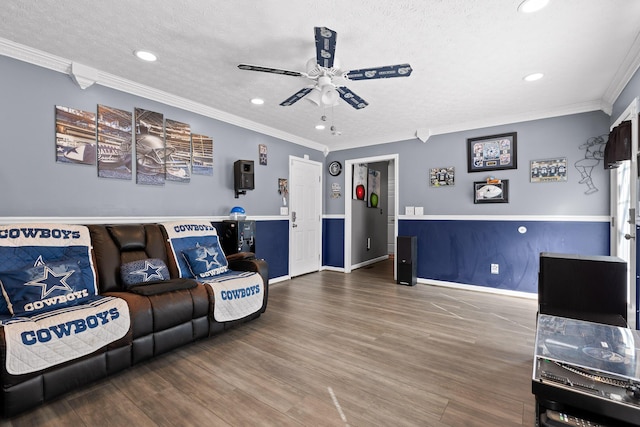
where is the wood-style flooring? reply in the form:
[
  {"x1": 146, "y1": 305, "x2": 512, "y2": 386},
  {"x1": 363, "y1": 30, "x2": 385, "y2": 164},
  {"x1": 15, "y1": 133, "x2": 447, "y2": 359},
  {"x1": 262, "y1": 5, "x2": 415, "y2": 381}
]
[{"x1": 1, "y1": 260, "x2": 539, "y2": 426}]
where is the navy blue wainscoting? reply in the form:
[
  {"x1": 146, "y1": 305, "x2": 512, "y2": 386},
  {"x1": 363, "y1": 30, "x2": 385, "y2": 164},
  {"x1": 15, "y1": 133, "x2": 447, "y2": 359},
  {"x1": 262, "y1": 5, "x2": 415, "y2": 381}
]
[
  {"x1": 255, "y1": 220, "x2": 289, "y2": 280},
  {"x1": 323, "y1": 218, "x2": 345, "y2": 268},
  {"x1": 399, "y1": 219, "x2": 610, "y2": 294}
]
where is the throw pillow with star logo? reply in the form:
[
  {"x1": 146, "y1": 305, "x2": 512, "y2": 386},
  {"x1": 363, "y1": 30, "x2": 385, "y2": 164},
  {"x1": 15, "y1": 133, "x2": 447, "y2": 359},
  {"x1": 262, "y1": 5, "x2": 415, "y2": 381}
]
[
  {"x1": 181, "y1": 240, "x2": 229, "y2": 279},
  {"x1": 0, "y1": 258, "x2": 97, "y2": 316},
  {"x1": 120, "y1": 258, "x2": 170, "y2": 288}
]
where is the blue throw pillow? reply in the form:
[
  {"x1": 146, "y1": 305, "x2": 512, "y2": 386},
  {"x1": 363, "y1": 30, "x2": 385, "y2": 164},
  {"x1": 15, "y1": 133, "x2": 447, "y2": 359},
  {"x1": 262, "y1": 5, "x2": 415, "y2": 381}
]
[
  {"x1": 0, "y1": 259, "x2": 97, "y2": 316},
  {"x1": 182, "y1": 241, "x2": 228, "y2": 279},
  {"x1": 120, "y1": 258, "x2": 170, "y2": 288}
]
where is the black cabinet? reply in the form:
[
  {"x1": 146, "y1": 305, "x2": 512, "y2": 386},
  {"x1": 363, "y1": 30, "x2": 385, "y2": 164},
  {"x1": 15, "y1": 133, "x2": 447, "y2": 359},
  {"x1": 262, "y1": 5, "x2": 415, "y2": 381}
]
[{"x1": 214, "y1": 220, "x2": 256, "y2": 255}]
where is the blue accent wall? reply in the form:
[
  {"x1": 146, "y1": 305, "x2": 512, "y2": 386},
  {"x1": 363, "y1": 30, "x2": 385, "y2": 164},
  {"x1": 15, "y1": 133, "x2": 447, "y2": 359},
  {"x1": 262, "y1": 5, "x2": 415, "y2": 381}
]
[
  {"x1": 323, "y1": 218, "x2": 344, "y2": 267},
  {"x1": 255, "y1": 220, "x2": 289, "y2": 279},
  {"x1": 399, "y1": 219, "x2": 610, "y2": 293}
]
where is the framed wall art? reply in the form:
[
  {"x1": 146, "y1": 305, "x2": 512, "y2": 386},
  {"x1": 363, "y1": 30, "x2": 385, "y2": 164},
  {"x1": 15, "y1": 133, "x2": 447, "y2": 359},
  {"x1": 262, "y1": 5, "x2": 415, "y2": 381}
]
[
  {"x1": 55, "y1": 105, "x2": 96, "y2": 165},
  {"x1": 429, "y1": 166, "x2": 455, "y2": 187},
  {"x1": 353, "y1": 163, "x2": 367, "y2": 200},
  {"x1": 530, "y1": 157, "x2": 567, "y2": 183},
  {"x1": 474, "y1": 180, "x2": 509, "y2": 204},
  {"x1": 467, "y1": 132, "x2": 517, "y2": 172},
  {"x1": 97, "y1": 104, "x2": 132, "y2": 180}
]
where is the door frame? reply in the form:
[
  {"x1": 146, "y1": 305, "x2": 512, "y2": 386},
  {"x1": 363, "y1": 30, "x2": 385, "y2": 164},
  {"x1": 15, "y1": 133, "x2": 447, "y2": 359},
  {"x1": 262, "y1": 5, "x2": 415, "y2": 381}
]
[
  {"x1": 610, "y1": 96, "x2": 639, "y2": 328},
  {"x1": 288, "y1": 155, "x2": 323, "y2": 277},
  {"x1": 344, "y1": 154, "x2": 399, "y2": 276}
]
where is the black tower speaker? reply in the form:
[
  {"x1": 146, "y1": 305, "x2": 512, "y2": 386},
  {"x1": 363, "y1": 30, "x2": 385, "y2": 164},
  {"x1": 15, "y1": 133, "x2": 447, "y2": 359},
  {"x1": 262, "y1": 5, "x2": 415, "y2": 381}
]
[
  {"x1": 397, "y1": 236, "x2": 417, "y2": 286},
  {"x1": 234, "y1": 160, "x2": 255, "y2": 191}
]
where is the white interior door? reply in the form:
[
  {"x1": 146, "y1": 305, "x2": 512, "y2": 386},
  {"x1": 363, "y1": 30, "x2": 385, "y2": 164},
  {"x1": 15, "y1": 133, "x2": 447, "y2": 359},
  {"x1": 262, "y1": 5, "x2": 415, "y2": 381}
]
[
  {"x1": 610, "y1": 97, "x2": 639, "y2": 328},
  {"x1": 289, "y1": 156, "x2": 322, "y2": 277}
]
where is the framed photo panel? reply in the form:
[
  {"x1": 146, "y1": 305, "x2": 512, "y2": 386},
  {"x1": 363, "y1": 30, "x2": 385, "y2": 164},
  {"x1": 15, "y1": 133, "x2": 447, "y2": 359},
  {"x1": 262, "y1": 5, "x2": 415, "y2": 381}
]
[
  {"x1": 530, "y1": 158, "x2": 567, "y2": 183},
  {"x1": 467, "y1": 132, "x2": 517, "y2": 172}
]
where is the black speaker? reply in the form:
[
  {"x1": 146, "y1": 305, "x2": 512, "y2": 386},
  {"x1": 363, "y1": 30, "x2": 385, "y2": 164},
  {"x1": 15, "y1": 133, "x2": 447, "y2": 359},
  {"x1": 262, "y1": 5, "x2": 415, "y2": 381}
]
[
  {"x1": 234, "y1": 160, "x2": 254, "y2": 191},
  {"x1": 397, "y1": 236, "x2": 417, "y2": 286},
  {"x1": 538, "y1": 252, "x2": 627, "y2": 326}
]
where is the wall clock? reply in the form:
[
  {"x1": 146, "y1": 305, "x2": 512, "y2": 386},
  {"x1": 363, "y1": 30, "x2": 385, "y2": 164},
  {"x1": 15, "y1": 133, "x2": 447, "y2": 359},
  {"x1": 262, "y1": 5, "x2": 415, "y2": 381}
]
[{"x1": 328, "y1": 161, "x2": 342, "y2": 176}]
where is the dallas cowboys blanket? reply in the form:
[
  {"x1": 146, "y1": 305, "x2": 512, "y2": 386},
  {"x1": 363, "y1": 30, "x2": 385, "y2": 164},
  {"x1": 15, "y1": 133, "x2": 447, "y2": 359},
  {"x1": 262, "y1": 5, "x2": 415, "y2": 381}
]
[
  {"x1": 0, "y1": 224, "x2": 130, "y2": 375},
  {"x1": 162, "y1": 221, "x2": 264, "y2": 321},
  {"x1": 1, "y1": 296, "x2": 130, "y2": 375},
  {"x1": 202, "y1": 271, "x2": 264, "y2": 322}
]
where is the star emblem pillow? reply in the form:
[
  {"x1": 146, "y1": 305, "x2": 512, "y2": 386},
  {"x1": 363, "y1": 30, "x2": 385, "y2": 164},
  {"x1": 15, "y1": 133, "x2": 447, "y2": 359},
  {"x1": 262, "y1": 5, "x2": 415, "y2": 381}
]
[
  {"x1": 181, "y1": 239, "x2": 229, "y2": 279},
  {"x1": 0, "y1": 258, "x2": 97, "y2": 316},
  {"x1": 120, "y1": 258, "x2": 170, "y2": 288}
]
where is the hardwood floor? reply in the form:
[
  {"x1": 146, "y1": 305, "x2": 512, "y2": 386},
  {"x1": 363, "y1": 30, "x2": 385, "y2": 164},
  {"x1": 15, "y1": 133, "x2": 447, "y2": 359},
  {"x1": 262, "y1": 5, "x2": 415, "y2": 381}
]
[{"x1": 1, "y1": 260, "x2": 539, "y2": 426}]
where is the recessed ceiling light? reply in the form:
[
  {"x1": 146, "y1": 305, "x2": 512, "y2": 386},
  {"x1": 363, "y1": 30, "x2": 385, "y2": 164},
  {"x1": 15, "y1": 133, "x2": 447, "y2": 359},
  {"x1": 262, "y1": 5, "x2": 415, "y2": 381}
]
[
  {"x1": 134, "y1": 50, "x2": 157, "y2": 62},
  {"x1": 523, "y1": 72, "x2": 544, "y2": 82},
  {"x1": 518, "y1": 0, "x2": 550, "y2": 13},
  {"x1": 315, "y1": 124, "x2": 325, "y2": 130},
  {"x1": 250, "y1": 98, "x2": 265, "y2": 105}
]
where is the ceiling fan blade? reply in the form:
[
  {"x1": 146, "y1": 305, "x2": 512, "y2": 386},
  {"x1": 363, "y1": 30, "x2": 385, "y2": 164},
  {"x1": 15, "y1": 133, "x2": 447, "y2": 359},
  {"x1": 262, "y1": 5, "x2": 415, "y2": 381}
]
[
  {"x1": 314, "y1": 27, "x2": 337, "y2": 69},
  {"x1": 238, "y1": 63, "x2": 305, "y2": 77},
  {"x1": 336, "y1": 86, "x2": 368, "y2": 110},
  {"x1": 345, "y1": 64, "x2": 413, "y2": 80},
  {"x1": 280, "y1": 87, "x2": 313, "y2": 106}
]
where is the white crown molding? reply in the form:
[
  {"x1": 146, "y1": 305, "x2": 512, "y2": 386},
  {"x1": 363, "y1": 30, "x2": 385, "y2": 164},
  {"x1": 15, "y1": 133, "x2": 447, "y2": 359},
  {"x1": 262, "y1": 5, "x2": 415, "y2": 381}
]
[
  {"x1": 331, "y1": 99, "x2": 611, "y2": 152},
  {"x1": 603, "y1": 30, "x2": 640, "y2": 106},
  {"x1": 0, "y1": 38, "x2": 328, "y2": 154}
]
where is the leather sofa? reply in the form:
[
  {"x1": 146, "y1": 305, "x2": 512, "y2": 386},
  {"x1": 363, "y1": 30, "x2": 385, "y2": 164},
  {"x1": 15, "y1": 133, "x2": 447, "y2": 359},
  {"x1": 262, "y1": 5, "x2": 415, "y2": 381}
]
[{"x1": 0, "y1": 221, "x2": 268, "y2": 417}]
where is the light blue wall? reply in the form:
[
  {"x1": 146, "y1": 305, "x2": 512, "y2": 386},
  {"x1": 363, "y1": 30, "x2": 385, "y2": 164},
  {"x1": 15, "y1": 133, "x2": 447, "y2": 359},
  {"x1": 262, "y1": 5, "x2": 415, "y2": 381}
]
[
  {"x1": 0, "y1": 55, "x2": 323, "y2": 217},
  {"x1": 325, "y1": 111, "x2": 610, "y2": 216}
]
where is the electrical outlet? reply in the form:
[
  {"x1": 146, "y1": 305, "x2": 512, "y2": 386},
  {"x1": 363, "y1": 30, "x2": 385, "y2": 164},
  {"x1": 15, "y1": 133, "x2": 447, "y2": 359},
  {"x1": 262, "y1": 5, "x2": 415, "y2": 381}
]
[{"x1": 491, "y1": 263, "x2": 499, "y2": 274}]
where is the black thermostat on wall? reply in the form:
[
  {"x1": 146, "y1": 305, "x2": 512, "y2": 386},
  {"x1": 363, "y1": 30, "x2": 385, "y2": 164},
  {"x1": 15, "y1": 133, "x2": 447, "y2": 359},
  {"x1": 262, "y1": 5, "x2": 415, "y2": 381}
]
[{"x1": 328, "y1": 161, "x2": 342, "y2": 176}]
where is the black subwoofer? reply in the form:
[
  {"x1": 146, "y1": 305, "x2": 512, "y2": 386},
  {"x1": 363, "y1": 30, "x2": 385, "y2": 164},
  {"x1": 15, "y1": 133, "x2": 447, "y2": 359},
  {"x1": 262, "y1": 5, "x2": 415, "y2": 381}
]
[{"x1": 397, "y1": 235, "x2": 417, "y2": 286}]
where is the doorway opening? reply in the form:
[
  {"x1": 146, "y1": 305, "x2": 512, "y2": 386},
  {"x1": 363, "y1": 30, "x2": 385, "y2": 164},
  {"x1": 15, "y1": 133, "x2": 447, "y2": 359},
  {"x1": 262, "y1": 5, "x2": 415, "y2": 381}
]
[{"x1": 344, "y1": 154, "x2": 399, "y2": 280}]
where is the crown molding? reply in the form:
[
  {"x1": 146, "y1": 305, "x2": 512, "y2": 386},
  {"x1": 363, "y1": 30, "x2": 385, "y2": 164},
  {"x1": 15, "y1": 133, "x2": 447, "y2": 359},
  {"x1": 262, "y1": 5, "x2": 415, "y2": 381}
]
[
  {"x1": 330, "y1": 99, "x2": 610, "y2": 152},
  {"x1": 0, "y1": 38, "x2": 327, "y2": 154},
  {"x1": 603, "y1": 30, "x2": 640, "y2": 105}
]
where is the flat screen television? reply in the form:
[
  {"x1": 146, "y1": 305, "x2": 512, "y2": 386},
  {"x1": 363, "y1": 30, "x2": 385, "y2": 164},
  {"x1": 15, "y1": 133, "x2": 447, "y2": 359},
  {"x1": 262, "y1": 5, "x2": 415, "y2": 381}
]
[{"x1": 538, "y1": 252, "x2": 627, "y2": 327}]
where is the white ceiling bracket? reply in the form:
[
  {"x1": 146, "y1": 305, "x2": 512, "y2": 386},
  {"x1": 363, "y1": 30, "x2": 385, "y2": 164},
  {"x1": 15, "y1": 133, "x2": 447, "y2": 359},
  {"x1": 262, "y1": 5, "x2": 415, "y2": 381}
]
[
  {"x1": 416, "y1": 128, "x2": 432, "y2": 143},
  {"x1": 69, "y1": 61, "x2": 98, "y2": 89}
]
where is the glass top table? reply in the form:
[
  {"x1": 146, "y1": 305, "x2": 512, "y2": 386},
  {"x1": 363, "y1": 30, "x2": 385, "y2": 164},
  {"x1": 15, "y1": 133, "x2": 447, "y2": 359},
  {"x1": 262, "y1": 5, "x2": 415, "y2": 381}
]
[{"x1": 533, "y1": 314, "x2": 640, "y2": 424}]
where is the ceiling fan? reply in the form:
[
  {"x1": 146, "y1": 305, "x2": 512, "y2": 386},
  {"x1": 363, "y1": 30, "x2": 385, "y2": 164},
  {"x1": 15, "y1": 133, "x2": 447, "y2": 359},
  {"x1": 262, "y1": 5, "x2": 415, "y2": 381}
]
[{"x1": 238, "y1": 26, "x2": 413, "y2": 110}]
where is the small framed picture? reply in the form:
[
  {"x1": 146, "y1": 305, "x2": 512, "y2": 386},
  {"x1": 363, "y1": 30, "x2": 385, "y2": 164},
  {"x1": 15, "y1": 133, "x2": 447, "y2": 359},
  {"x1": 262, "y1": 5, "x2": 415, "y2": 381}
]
[
  {"x1": 467, "y1": 132, "x2": 517, "y2": 172},
  {"x1": 530, "y1": 158, "x2": 567, "y2": 183},
  {"x1": 429, "y1": 166, "x2": 455, "y2": 187},
  {"x1": 474, "y1": 180, "x2": 509, "y2": 204},
  {"x1": 259, "y1": 144, "x2": 267, "y2": 165}
]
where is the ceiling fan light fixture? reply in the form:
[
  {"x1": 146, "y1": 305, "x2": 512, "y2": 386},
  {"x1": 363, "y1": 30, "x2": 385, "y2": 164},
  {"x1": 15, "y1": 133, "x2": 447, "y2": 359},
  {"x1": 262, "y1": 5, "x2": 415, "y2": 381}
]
[
  {"x1": 134, "y1": 50, "x2": 157, "y2": 62},
  {"x1": 307, "y1": 87, "x2": 322, "y2": 106},
  {"x1": 518, "y1": 0, "x2": 550, "y2": 13},
  {"x1": 320, "y1": 86, "x2": 339, "y2": 105}
]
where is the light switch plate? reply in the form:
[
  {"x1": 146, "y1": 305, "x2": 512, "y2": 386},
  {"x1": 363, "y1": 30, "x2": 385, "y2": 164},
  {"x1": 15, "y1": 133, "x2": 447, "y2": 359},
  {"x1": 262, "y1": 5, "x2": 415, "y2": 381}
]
[{"x1": 280, "y1": 207, "x2": 288, "y2": 215}]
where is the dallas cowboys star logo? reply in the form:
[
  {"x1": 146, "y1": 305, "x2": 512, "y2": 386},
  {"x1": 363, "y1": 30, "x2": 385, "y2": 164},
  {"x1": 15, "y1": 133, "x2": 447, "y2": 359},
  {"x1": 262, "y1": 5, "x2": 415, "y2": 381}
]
[
  {"x1": 130, "y1": 260, "x2": 165, "y2": 281},
  {"x1": 25, "y1": 264, "x2": 74, "y2": 299},
  {"x1": 197, "y1": 246, "x2": 221, "y2": 270}
]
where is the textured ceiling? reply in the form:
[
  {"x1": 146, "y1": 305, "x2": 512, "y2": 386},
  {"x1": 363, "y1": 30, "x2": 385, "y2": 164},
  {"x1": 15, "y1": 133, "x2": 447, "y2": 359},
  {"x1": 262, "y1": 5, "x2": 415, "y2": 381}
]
[{"x1": 1, "y1": 0, "x2": 640, "y2": 152}]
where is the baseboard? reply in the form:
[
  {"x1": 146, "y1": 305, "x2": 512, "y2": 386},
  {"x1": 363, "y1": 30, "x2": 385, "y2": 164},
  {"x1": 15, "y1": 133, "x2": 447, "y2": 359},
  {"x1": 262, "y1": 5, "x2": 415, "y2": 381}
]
[{"x1": 418, "y1": 278, "x2": 537, "y2": 299}]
